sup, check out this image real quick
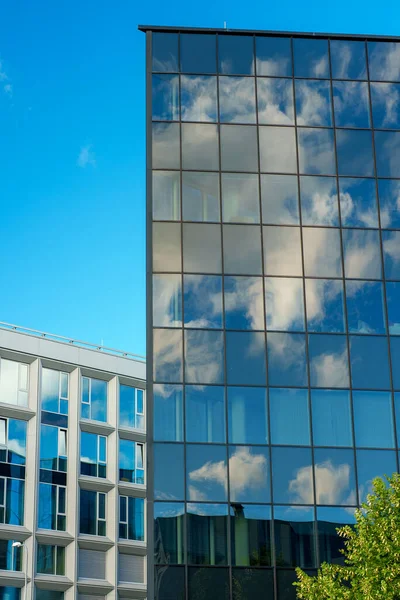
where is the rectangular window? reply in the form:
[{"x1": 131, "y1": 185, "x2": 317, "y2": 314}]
[
  {"x1": 0, "y1": 358, "x2": 29, "y2": 407},
  {"x1": 38, "y1": 483, "x2": 66, "y2": 531},
  {"x1": 0, "y1": 477, "x2": 24, "y2": 526},
  {"x1": 80, "y1": 377, "x2": 107, "y2": 422},
  {"x1": 79, "y1": 489, "x2": 107, "y2": 536},
  {"x1": 119, "y1": 495, "x2": 145, "y2": 541},
  {"x1": 37, "y1": 544, "x2": 65, "y2": 575},
  {"x1": 41, "y1": 368, "x2": 69, "y2": 415},
  {"x1": 119, "y1": 384, "x2": 145, "y2": 430},
  {"x1": 0, "y1": 539, "x2": 22, "y2": 571},
  {"x1": 0, "y1": 418, "x2": 27, "y2": 465},
  {"x1": 40, "y1": 424, "x2": 67, "y2": 472},
  {"x1": 119, "y1": 439, "x2": 145, "y2": 485},
  {"x1": 80, "y1": 432, "x2": 107, "y2": 479}
]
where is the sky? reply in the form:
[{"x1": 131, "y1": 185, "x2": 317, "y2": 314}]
[{"x1": 0, "y1": 0, "x2": 400, "y2": 356}]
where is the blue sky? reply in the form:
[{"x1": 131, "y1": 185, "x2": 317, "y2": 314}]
[{"x1": 0, "y1": 0, "x2": 399, "y2": 356}]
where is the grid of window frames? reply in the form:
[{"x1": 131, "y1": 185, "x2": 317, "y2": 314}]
[{"x1": 150, "y1": 30, "x2": 400, "y2": 600}]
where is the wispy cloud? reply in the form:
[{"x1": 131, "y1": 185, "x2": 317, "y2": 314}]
[
  {"x1": 0, "y1": 58, "x2": 12, "y2": 98},
  {"x1": 77, "y1": 144, "x2": 96, "y2": 168}
]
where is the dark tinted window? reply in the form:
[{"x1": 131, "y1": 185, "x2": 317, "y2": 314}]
[
  {"x1": 231, "y1": 506, "x2": 272, "y2": 566},
  {"x1": 155, "y1": 565, "x2": 185, "y2": 600},
  {"x1": 274, "y1": 506, "x2": 316, "y2": 568},
  {"x1": 357, "y1": 449, "x2": 397, "y2": 503},
  {"x1": 298, "y1": 129, "x2": 335, "y2": 175},
  {"x1": 188, "y1": 567, "x2": 229, "y2": 600},
  {"x1": 256, "y1": 36, "x2": 292, "y2": 76},
  {"x1": 353, "y1": 391, "x2": 394, "y2": 448},
  {"x1": 152, "y1": 33, "x2": 179, "y2": 72},
  {"x1": 154, "y1": 443, "x2": 184, "y2": 500},
  {"x1": 330, "y1": 40, "x2": 367, "y2": 79},
  {"x1": 333, "y1": 81, "x2": 370, "y2": 128},
  {"x1": 293, "y1": 38, "x2": 329, "y2": 78},
  {"x1": 311, "y1": 390, "x2": 353, "y2": 447},
  {"x1": 187, "y1": 503, "x2": 228, "y2": 565},
  {"x1": 226, "y1": 331, "x2": 266, "y2": 386},
  {"x1": 336, "y1": 130, "x2": 374, "y2": 177},
  {"x1": 375, "y1": 131, "x2": 400, "y2": 178},
  {"x1": 218, "y1": 35, "x2": 255, "y2": 75},
  {"x1": 180, "y1": 33, "x2": 217, "y2": 73},
  {"x1": 350, "y1": 336, "x2": 390, "y2": 389}
]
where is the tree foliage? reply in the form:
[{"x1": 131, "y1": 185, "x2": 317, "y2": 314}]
[{"x1": 295, "y1": 474, "x2": 400, "y2": 599}]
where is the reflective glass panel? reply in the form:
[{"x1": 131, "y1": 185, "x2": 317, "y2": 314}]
[
  {"x1": 267, "y1": 332, "x2": 307, "y2": 387},
  {"x1": 298, "y1": 128, "x2": 336, "y2": 175},
  {"x1": 383, "y1": 231, "x2": 400, "y2": 279},
  {"x1": 293, "y1": 38, "x2": 329, "y2": 78},
  {"x1": 153, "y1": 171, "x2": 180, "y2": 221},
  {"x1": 181, "y1": 75, "x2": 217, "y2": 122},
  {"x1": 270, "y1": 388, "x2": 310, "y2": 445},
  {"x1": 311, "y1": 390, "x2": 353, "y2": 447},
  {"x1": 272, "y1": 448, "x2": 314, "y2": 504},
  {"x1": 186, "y1": 445, "x2": 227, "y2": 502},
  {"x1": 256, "y1": 36, "x2": 292, "y2": 76},
  {"x1": 220, "y1": 125, "x2": 258, "y2": 172},
  {"x1": 353, "y1": 391, "x2": 394, "y2": 448},
  {"x1": 357, "y1": 449, "x2": 397, "y2": 503},
  {"x1": 305, "y1": 279, "x2": 345, "y2": 333},
  {"x1": 182, "y1": 172, "x2": 220, "y2": 222},
  {"x1": 229, "y1": 445, "x2": 270, "y2": 502},
  {"x1": 223, "y1": 225, "x2": 262, "y2": 274},
  {"x1": 339, "y1": 178, "x2": 378, "y2": 228},
  {"x1": 232, "y1": 567, "x2": 274, "y2": 598},
  {"x1": 187, "y1": 503, "x2": 228, "y2": 565},
  {"x1": 375, "y1": 131, "x2": 400, "y2": 178},
  {"x1": 314, "y1": 448, "x2": 356, "y2": 506},
  {"x1": 309, "y1": 334, "x2": 349, "y2": 388},
  {"x1": 350, "y1": 336, "x2": 390, "y2": 389},
  {"x1": 182, "y1": 123, "x2": 219, "y2": 171},
  {"x1": 183, "y1": 223, "x2": 221, "y2": 273},
  {"x1": 153, "y1": 274, "x2": 182, "y2": 327},
  {"x1": 368, "y1": 42, "x2": 400, "y2": 82},
  {"x1": 342, "y1": 229, "x2": 382, "y2": 279},
  {"x1": 154, "y1": 443, "x2": 184, "y2": 500},
  {"x1": 154, "y1": 502, "x2": 185, "y2": 564},
  {"x1": 152, "y1": 74, "x2": 179, "y2": 121},
  {"x1": 394, "y1": 393, "x2": 400, "y2": 442},
  {"x1": 303, "y1": 228, "x2": 342, "y2": 277},
  {"x1": 153, "y1": 328, "x2": 182, "y2": 383},
  {"x1": 390, "y1": 337, "x2": 400, "y2": 389},
  {"x1": 259, "y1": 126, "x2": 296, "y2": 173},
  {"x1": 153, "y1": 222, "x2": 181, "y2": 272},
  {"x1": 265, "y1": 277, "x2": 304, "y2": 331},
  {"x1": 218, "y1": 35, "x2": 254, "y2": 75},
  {"x1": 371, "y1": 82, "x2": 400, "y2": 129},
  {"x1": 228, "y1": 387, "x2": 268, "y2": 444},
  {"x1": 185, "y1": 385, "x2": 225, "y2": 443},
  {"x1": 263, "y1": 226, "x2": 302, "y2": 276},
  {"x1": 226, "y1": 331, "x2": 266, "y2": 386},
  {"x1": 295, "y1": 80, "x2": 332, "y2": 126},
  {"x1": 153, "y1": 384, "x2": 183, "y2": 442},
  {"x1": 152, "y1": 123, "x2": 180, "y2": 169},
  {"x1": 378, "y1": 179, "x2": 400, "y2": 229},
  {"x1": 336, "y1": 130, "x2": 374, "y2": 177},
  {"x1": 224, "y1": 276, "x2": 264, "y2": 330},
  {"x1": 257, "y1": 78, "x2": 294, "y2": 125},
  {"x1": 330, "y1": 40, "x2": 367, "y2": 80},
  {"x1": 221, "y1": 173, "x2": 260, "y2": 223},
  {"x1": 152, "y1": 33, "x2": 179, "y2": 72},
  {"x1": 7, "y1": 419, "x2": 27, "y2": 465},
  {"x1": 261, "y1": 174, "x2": 299, "y2": 225},
  {"x1": 155, "y1": 565, "x2": 185, "y2": 600},
  {"x1": 180, "y1": 33, "x2": 217, "y2": 73},
  {"x1": 188, "y1": 567, "x2": 229, "y2": 600},
  {"x1": 274, "y1": 506, "x2": 316, "y2": 568},
  {"x1": 346, "y1": 280, "x2": 386, "y2": 334},
  {"x1": 333, "y1": 81, "x2": 370, "y2": 128},
  {"x1": 184, "y1": 275, "x2": 223, "y2": 329},
  {"x1": 317, "y1": 507, "x2": 356, "y2": 566},
  {"x1": 300, "y1": 176, "x2": 338, "y2": 226},
  {"x1": 184, "y1": 330, "x2": 224, "y2": 385},
  {"x1": 219, "y1": 76, "x2": 256, "y2": 123},
  {"x1": 386, "y1": 282, "x2": 400, "y2": 334},
  {"x1": 230, "y1": 507, "x2": 271, "y2": 566}
]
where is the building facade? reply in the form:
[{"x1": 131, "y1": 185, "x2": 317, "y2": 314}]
[
  {"x1": 0, "y1": 323, "x2": 146, "y2": 600},
  {"x1": 143, "y1": 25, "x2": 400, "y2": 600}
]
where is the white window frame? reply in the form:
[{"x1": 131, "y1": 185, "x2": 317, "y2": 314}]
[
  {"x1": 58, "y1": 429, "x2": 67, "y2": 460},
  {"x1": 0, "y1": 418, "x2": 6, "y2": 448}
]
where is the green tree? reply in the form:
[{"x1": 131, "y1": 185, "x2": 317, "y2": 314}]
[{"x1": 295, "y1": 474, "x2": 400, "y2": 600}]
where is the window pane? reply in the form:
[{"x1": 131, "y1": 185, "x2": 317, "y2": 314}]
[
  {"x1": 259, "y1": 126, "x2": 296, "y2": 173},
  {"x1": 293, "y1": 38, "x2": 329, "y2": 78},
  {"x1": 153, "y1": 222, "x2": 181, "y2": 272},
  {"x1": 219, "y1": 76, "x2": 256, "y2": 123},
  {"x1": 79, "y1": 489, "x2": 96, "y2": 534},
  {"x1": 80, "y1": 431, "x2": 99, "y2": 477},
  {"x1": 368, "y1": 41, "x2": 400, "y2": 82},
  {"x1": 119, "y1": 439, "x2": 134, "y2": 482},
  {"x1": 223, "y1": 225, "x2": 262, "y2": 274},
  {"x1": 40, "y1": 424, "x2": 58, "y2": 470},
  {"x1": 350, "y1": 336, "x2": 390, "y2": 389},
  {"x1": 224, "y1": 276, "x2": 264, "y2": 330},
  {"x1": 270, "y1": 388, "x2": 310, "y2": 445},
  {"x1": 303, "y1": 228, "x2": 342, "y2": 278},
  {"x1": 314, "y1": 448, "x2": 356, "y2": 506},
  {"x1": 342, "y1": 229, "x2": 382, "y2": 279},
  {"x1": 346, "y1": 280, "x2": 386, "y2": 334},
  {"x1": 390, "y1": 337, "x2": 400, "y2": 389},
  {"x1": 184, "y1": 275, "x2": 222, "y2": 328},
  {"x1": 353, "y1": 391, "x2": 394, "y2": 448},
  {"x1": 387, "y1": 282, "x2": 400, "y2": 334},
  {"x1": 189, "y1": 567, "x2": 229, "y2": 600},
  {"x1": 8, "y1": 419, "x2": 27, "y2": 465},
  {"x1": 336, "y1": 130, "x2": 374, "y2": 177},
  {"x1": 312, "y1": 390, "x2": 353, "y2": 447},
  {"x1": 378, "y1": 179, "x2": 400, "y2": 229},
  {"x1": 183, "y1": 223, "x2": 221, "y2": 274},
  {"x1": 226, "y1": 331, "x2": 266, "y2": 386},
  {"x1": 272, "y1": 448, "x2": 314, "y2": 504},
  {"x1": 185, "y1": 385, "x2": 225, "y2": 443},
  {"x1": 261, "y1": 174, "x2": 299, "y2": 225},
  {"x1": 300, "y1": 176, "x2": 338, "y2": 226},
  {"x1": 182, "y1": 123, "x2": 219, "y2": 171},
  {"x1": 180, "y1": 34, "x2": 217, "y2": 73},
  {"x1": 339, "y1": 178, "x2": 378, "y2": 228},
  {"x1": 333, "y1": 81, "x2": 370, "y2": 128},
  {"x1": 220, "y1": 125, "x2": 258, "y2": 172},
  {"x1": 41, "y1": 369, "x2": 60, "y2": 413},
  {"x1": 154, "y1": 502, "x2": 184, "y2": 564},
  {"x1": 152, "y1": 74, "x2": 179, "y2": 121},
  {"x1": 309, "y1": 334, "x2": 349, "y2": 388},
  {"x1": 152, "y1": 123, "x2": 180, "y2": 169},
  {"x1": 257, "y1": 78, "x2": 294, "y2": 125},
  {"x1": 184, "y1": 330, "x2": 224, "y2": 384},
  {"x1": 186, "y1": 445, "x2": 227, "y2": 502},
  {"x1": 274, "y1": 506, "x2": 316, "y2": 568},
  {"x1": 154, "y1": 443, "x2": 184, "y2": 501},
  {"x1": 295, "y1": 80, "x2": 332, "y2": 126},
  {"x1": 357, "y1": 449, "x2": 397, "y2": 503},
  {"x1": 181, "y1": 75, "x2": 217, "y2": 122},
  {"x1": 330, "y1": 40, "x2": 367, "y2": 80},
  {"x1": 256, "y1": 36, "x2": 292, "y2": 76},
  {"x1": 305, "y1": 279, "x2": 345, "y2": 333},
  {"x1": 263, "y1": 226, "x2": 302, "y2": 276},
  {"x1": 153, "y1": 171, "x2": 180, "y2": 221},
  {"x1": 153, "y1": 328, "x2": 183, "y2": 383},
  {"x1": 317, "y1": 507, "x2": 356, "y2": 566},
  {"x1": 229, "y1": 446, "x2": 270, "y2": 503},
  {"x1": 153, "y1": 274, "x2": 182, "y2": 328},
  {"x1": 154, "y1": 384, "x2": 183, "y2": 442},
  {"x1": 298, "y1": 128, "x2": 336, "y2": 175},
  {"x1": 371, "y1": 83, "x2": 400, "y2": 129},
  {"x1": 218, "y1": 35, "x2": 254, "y2": 75},
  {"x1": 265, "y1": 277, "x2": 304, "y2": 332},
  {"x1": 221, "y1": 173, "x2": 260, "y2": 223},
  {"x1": 152, "y1": 33, "x2": 178, "y2": 72},
  {"x1": 267, "y1": 332, "x2": 308, "y2": 387},
  {"x1": 182, "y1": 171, "x2": 220, "y2": 222},
  {"x1": 155, "y1": 565, "x2": 185, "y2": 600},
  {"x1": 228, "y1": 387, "x2": 268, "y2": 445},
  {"x1": 383, "y1": 231, "x2": 400, "y2": 280},
  {"x1": 119, "y1": 385, "x2": 134, "y2": 428},
  {"x1": 231, "y1": 505, "x2": 272, "y2": 568},
  {"x1": 375, "y1": 131, "x2": 400, "y2": 178}
]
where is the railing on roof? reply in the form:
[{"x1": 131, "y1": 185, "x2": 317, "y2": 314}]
[{"x1": 0, "y1": 321, "x2": 146, "y2": 362}]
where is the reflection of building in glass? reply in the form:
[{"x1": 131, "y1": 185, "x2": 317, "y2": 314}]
[
  {"x1": 143, "y1": 24, "x2": 400, "y2": 599},
  {"x1": 0, "y1": 324, "x2": 146, "y2": 600}
]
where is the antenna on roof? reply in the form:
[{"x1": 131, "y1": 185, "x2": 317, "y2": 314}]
[{"x1": 224, "y1": 21, "x2": 227, "y2": 29}]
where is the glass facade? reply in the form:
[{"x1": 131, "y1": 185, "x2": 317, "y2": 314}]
[{"x1": 148, "y1": 28, "x2": 400, "y2": 600}]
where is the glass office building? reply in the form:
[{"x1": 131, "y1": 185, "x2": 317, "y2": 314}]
[
  {"x1": 143, "y1": 25, "x2": 400, "y2": 600},
  {"x1": 0, "y1": 324, "x2": 146, "y2": 600}
]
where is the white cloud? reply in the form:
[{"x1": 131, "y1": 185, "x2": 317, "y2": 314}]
[
  {"x1": 77, "y1": 144, "x2": 96, "y2": 168},
  {"x1": 289, "y1": 460, "x2": 356, "y2": 506}
]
